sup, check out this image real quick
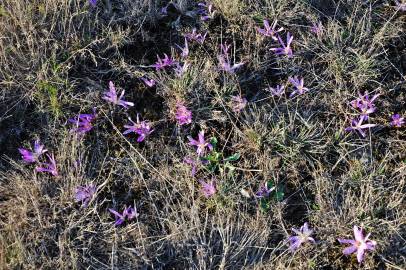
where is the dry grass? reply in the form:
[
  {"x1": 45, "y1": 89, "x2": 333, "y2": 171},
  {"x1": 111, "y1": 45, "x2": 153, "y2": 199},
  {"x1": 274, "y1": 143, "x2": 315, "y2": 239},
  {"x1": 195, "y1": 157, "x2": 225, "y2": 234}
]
[{"x1": 0, "y1": 0, "x2": 405, "y2": 269}]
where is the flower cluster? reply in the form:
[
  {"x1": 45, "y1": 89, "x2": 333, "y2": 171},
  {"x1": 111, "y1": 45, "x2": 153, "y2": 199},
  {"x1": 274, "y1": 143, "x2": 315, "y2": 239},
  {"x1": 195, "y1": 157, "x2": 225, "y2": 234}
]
[
  {"x1": 176, "y1": 38, "x2": 189, "y2": 58},
  {"x1": 184, "y1": 28, "x2": 207, "y2": 44},
  {"x1": 103, "y1": 81, "x2": 134, "y2": 108},
  {"x1": 257, "y1": 19, "x2": 284, "y2": 41},
  {"x1": 197, "y1": 2, "x2": 216, "y2": 21},
  {"x1": 218, "y1": 43, "x2": 244, "y2": 73},
  {"x1": 346, "y1": 91, "x2": 379, "y2": 137},
  {"x1": 175, "y1": 102, "x2": 193, "y2": 125},
  {"x1": 151, "y1": 54, "x2": 177, "y2": 70},
  {"x1": 124, "y1": 114, "x2": 154, "y2": 143},
  {"x1": 188, "y1": 131, "x2": 213, "y2": 157},
  {"x1": 69, "y1": 108, "x2": 97, "y2": 135},
  {"x1": 287, "y1": 223, "x2": 376, "y2": 263},
  {"x1": 391, "y1": 114, "x2": 404, "y2": 127},
  {"x1": 140, "y1": 76, "x2": 156, "y2": 88},
  {"x1": 109, "y1": 205, "x2": 139, "y2": 226},
  {"x1": 338, "y1": 225, "x2": 377, "y2": 263},
  {"x1": 19, "y1": 139, "x2": 47, "y2": 164},
  {"x1": 18, "y1": 2, "x2": 400, "y2": 248},
  {"x1": 19, "y1": 140, "x2": 58, "y2": 177}
]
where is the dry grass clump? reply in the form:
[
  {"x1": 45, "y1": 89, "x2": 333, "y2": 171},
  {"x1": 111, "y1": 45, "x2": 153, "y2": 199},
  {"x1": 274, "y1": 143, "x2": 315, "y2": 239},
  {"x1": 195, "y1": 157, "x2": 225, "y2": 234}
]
[{"x1": 1, "y1": 0, "x2": 405, "y2": 269}]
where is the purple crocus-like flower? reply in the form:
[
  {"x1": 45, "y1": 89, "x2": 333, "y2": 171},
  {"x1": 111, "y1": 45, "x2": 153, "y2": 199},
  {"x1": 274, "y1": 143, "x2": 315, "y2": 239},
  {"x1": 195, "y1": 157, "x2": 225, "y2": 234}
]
[
  {"x1": 231, "y1": 95, "x2": 247, "y2": 113},
  {"x1": 270, "y1": 32, "x2": 293, "y2": 58},
  {"x1": 174, "y1": 62, "x2": 190, "y2": 77},
  {"x1": 75, "y1": 184, "x2": 97, "y2": 207},
  {"x1": 395, "y1": 1, "x2": 406, "y2": 11},
  {"x1": 140, "y1": 76, "x2": 156, "y2": 88},
  {"x1": 391, "y1": 114, "x2": 404, "y2": 127},
  {"x1": 36, "y1": 153, "x2": 58, "y2": 176},
  {"x1": 18, "y1": 140, "x2": 47, "y2": 163},
  {"x1": 69, "y1": 108, "x2": 97, "y2": 135},
  {"x1": 257, "y1": 19, "x2": 284, "y2": 40},
  {"x1": 89, "y1": 0, "x2": 97, "y2": 7},
  {"x1": 345, "y1": 115, "x2": 377, "y2": 137},
  {"x1": 197, "y1": 2, "x2": 215, "y2": 21},
  {"x1": 102, "y1": 81, "x2": 134, "y2": 108},
  {"x1": 184, "y1": 28, "x2": 207, "y2": 44},
  {"x1": 188, "y1": 131, "x2": 213, "y2": 156},
  {"x1": 311, "y1": 21, "x2": 323, "y2": 36},
  {"x1": 109, "y1": 205, "x2": 139, "y2": 226},
  {"x1": 176, "y1": 38, "x2": 189, "y2": 58},
  {"x1": 267, "y1": 85, "x2": 285, "y2": 97},
  {"x1": 289, "y1": 76, "x2": 309, "y2": 97},
  {"x1": 255, "y1": 182, "x2": 275, "y2": 198},
  {"x1": 288, "y1": 222, "x2": 316, "y2": 251},
  {"x1": 151, "y1": 54, "x2": 177, "y2": 70},
  {"x1": 199, "y1": 179, "x2": 216, "y2": 198},
  {"x1": 350, "y1": 91, "x2": 379, "y2": 116},
  {"x1": 175, "y1": 102, "x2": 192, "y2": 125},
  {"x1": 184, "y1": 156, "x2": 198, "y2": 176},
  {"x1": 218, "y1": 43, "x2": 244, "y2": 73},
  {"x1": 338, "y1": 225, "x2": 377, "y2": 263},
  {"x1": 123, "y1": 114, "x2": 154, "y2": 143}
]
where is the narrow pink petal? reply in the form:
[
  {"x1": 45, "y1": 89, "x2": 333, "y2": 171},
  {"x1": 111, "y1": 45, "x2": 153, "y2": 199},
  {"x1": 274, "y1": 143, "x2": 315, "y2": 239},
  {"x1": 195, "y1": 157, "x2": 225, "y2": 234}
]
[
  {"x1": 366, "y1": 240, "x2": 376, "y2": 250},
  {"x1": 353, "y1": 226, "x2": 364, "y2": 242},
  {"x1": 356, "y1": 248, "x2": 365, "y2": 263},
  {"x1": 343, "y1": 245, "x2": 357, "y2": 255},
  {"x1": 338, "y1": 238, "x2": 356, "y2": 244}
]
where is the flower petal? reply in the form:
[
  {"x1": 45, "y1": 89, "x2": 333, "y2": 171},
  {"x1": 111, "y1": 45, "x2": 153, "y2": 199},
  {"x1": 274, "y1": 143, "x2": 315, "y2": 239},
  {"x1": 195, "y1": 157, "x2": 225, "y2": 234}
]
[
  {"x1": 343, "y1": 245, "x2": 357, "y2": 255},
  {"x1": 356, "y1": 248, "x2": 365, "y2": 263},
  {"x1": 353, "y1": 226, "x2": 364, "y2": 242}
]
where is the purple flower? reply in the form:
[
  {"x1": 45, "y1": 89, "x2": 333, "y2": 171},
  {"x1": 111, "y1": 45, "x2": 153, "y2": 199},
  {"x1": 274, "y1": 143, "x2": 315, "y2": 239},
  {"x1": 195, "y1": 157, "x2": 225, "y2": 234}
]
[
  {"x1": 176, "y1": 38, "x2": 189, "y2": 58},
  {"x1": 350, "y1": 91, "x2": 379, "y2": 116},
  {"x1": 288, "y1": 222, "x2": 316, "y2": 251},
  {"x1": 257, "y1": 19, "x2": 284, "y2": 40},
  {"x1": 36, "y1": 153, "x2": 58, "y2": 176},
  {"x1": 69, "y1": 108, "x2": 97, "y2": 135},
  {"x1": 289, "y1": 76, "x2": 309, "y2": 97},
  {"x1": 140, "y1": 76, "x2": 156, "y2": 87},
  {"x1": 174, "y1": 62, "x2": 190, "y2": 77},
  {"x1": 255, "y1": 182, "x2": 275, "y2": 198},
  {"x1": 151, "y1": 54, "x2": 177, "y2": 70},
  {"x1": 231, "y1": 95, "x2": 247, "y2": 113},
  {"x1": 310, "y1": 21, "x2": 323, "y2": 36},
  {"x1": 184, "y1": 156, "x2": 198, "y2": 176},
  {"x1": 188, "y1": 131, "x2": 213, "y2": 156},
  {"x1": 218, "y1": 43, "x2": 244, "y2": 73},
  {"x1": 266, "y1": 85, "x2": 285, "y2": 97},
  {"x1": 390, "y1": 114, "x2": 404, "y2": 127},
  {"x1": 345, "y1": 115, "x2": 377, "y2": 137},
  {"x1": 160, "y1": 5, "x2": 168, "y2": 15},
  {"x1": 338, "y1": 225, "x2": 377, "y2": 263},
  {"x1": 197, "y1": 2, "x2": 215, "y2": 21},
  {"x1": 102, "y1": 81, "x2": 134, "y2": 108},
  {"x1": 123, "y1": 114, "x2": 154, "y2": 142},
  {"x1": 175, "y1": 102, "x2": 192, "y2": 125},
  {"x1": 18, "y1": 140, "x2": 47, "y2": 163},
  {"x1": 270, "y1": 32, "x2": 293, "y2": 58},
  {"x1": 75, "y1": 184, "x2": 96, "y2": 207},
  {"x1": 109, "y1": 205, "x2": 139, "y2": 226},
  {"x1": 184, "y1": 28, "x2": 207, "y2": 44},
  {"x1": 395, "y1": 1, "x2": 406, "y2": 11},
  {"x1": 89, "y1": 0, "x2": 97, "y2": 7},
  {"x1": 199, "y1": 179, "x2": 216, "y2": 198}
]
